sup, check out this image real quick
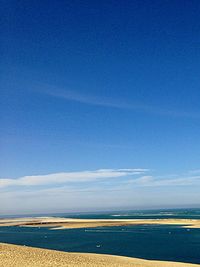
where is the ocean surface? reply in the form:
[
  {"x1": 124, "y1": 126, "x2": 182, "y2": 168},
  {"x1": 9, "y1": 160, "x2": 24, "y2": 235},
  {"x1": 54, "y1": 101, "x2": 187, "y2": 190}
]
[{"x1": 0, "y1": 209, "x2": 200, "y2": 264}]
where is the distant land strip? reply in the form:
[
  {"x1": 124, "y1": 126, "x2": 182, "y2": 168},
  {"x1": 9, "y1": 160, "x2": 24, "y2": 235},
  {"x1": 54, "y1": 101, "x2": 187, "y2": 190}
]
[{"x1": 0, "y1": 217, "x2": 200, "y2": 229}]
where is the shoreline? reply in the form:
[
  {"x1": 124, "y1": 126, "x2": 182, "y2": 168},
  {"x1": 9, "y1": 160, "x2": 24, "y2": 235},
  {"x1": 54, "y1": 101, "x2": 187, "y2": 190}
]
[
  {"x1": 0, "y1": 216, "x2": 200, "y2": 229},
  {"x1": 1, "y1": 242, "x2": 199, "y2": 267}
]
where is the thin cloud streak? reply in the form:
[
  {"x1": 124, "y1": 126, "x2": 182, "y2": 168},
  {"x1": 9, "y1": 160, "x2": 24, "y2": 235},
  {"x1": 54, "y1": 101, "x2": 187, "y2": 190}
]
[
  {"x1": 0, "y1": 168, "x2": 147, "y2": 188},
  {"x1": 46, "y1": 89, "x2": 200, "y2": 119},
  {"x1": 130, "y1": 175, "x2": 200, "y2": 187},
  {"x1": 1, "y1": 169, "x2": 200, "y2": 191}
]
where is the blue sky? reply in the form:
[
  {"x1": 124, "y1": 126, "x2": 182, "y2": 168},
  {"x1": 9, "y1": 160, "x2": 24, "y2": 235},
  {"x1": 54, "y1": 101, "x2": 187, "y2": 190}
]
[{"x1": 1, "y1": 0, "x2": 200, "y2": 214}]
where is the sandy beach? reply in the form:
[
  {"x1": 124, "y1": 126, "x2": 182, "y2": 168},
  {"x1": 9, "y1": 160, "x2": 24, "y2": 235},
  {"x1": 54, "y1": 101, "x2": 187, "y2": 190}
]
[
  {"x1": 1, "y1": 242, "x2": 199, "y2": 267},
  {"x1": 0, "y1": 217, "x2": 200, "y2": 229}
]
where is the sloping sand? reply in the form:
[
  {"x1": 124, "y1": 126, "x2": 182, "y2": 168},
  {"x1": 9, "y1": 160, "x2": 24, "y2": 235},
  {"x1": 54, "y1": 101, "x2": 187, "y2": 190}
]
[
  {"x1": 0, "y1": 217, "x2": 200, "y2": 229},
  {"x1": 0, "y1": 243, "x2": 199, "y2": 267}
]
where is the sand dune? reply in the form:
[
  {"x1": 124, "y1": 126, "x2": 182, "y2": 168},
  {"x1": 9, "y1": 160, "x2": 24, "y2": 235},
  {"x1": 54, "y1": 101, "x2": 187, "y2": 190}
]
[{"x1": 0, "y1": 243, "x2": 199, "y2": 267}]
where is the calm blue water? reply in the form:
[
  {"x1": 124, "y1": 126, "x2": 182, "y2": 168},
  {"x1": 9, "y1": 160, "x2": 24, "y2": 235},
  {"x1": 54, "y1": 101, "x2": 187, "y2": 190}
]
[{"x1": 0, "y1": 209, "x2": 200, "y2": 264}]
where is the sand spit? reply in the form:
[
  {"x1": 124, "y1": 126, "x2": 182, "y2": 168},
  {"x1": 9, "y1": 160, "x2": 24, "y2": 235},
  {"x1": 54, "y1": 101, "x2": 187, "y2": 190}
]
[
  {"x1": 0, "y1": 217, "x2": 200, "y2": 229},
  {"x1": 0, "y1": 243, "x2": 199, "y2": 267}
]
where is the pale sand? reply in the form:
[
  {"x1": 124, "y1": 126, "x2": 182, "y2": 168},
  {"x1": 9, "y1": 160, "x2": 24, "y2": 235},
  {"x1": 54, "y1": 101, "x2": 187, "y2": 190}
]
[
  {"x1": 0, "y1": 243, "x2": 199, "y2": 267},
  {"x1": 0, "y1": 217, "x2": 200, "y2": 229}
]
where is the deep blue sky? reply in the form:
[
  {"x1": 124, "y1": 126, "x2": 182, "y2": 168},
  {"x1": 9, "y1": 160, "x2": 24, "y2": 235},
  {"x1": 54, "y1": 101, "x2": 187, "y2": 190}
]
[{"x1": 1, "y1": 0, "x2": 200, "y2": 213}]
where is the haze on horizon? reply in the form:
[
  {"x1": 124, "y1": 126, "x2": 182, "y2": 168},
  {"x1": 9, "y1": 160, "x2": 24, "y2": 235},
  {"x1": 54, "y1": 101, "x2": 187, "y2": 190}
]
[{"x1": 1, "y1": 0, "x2": 200, "y2": 215}]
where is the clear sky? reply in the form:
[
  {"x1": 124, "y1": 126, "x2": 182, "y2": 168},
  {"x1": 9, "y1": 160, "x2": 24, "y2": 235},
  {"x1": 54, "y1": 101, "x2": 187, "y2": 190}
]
[{"x1": 1, "y1": 0, "x2": 200, "y2": 214}]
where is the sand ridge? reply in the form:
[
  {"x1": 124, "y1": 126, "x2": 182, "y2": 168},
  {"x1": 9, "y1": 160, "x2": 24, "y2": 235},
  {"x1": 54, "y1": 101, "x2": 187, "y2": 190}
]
[{"x1": 0, "y1": 243, "x2": 199, "y2": 267}]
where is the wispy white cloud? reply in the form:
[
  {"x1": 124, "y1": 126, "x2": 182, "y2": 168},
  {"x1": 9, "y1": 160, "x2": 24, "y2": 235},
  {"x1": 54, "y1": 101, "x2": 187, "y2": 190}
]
[
  {"x1": 129, "y1": 174, "x2": 200, "y2": 187},
  {"x1": 1, "y1": 169, "x2": 200, "y2": 190},
  {"x1": 46, "y1": 89, "x2": 200, "y2": 119},
  {"x1": 0, "y1": 168, "x2": 147, "y2": 188}
]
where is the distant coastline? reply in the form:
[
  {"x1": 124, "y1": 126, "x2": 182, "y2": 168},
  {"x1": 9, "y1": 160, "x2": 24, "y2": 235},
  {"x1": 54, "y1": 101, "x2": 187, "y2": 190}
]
[{"x1": 0, "y1": 216, "x2": 200, "y2": 230}]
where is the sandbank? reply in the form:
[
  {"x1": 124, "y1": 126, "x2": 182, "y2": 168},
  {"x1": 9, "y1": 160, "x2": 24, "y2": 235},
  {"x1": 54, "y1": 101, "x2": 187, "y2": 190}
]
[{"x1": 0, "y1": 217, "x2": 200, "y2": 229}]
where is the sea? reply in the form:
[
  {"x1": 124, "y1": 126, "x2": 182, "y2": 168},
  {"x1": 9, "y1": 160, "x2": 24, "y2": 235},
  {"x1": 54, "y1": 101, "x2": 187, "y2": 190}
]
[{"x1": 0, "y1": 208, "x2": 200, "y2": 264}]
